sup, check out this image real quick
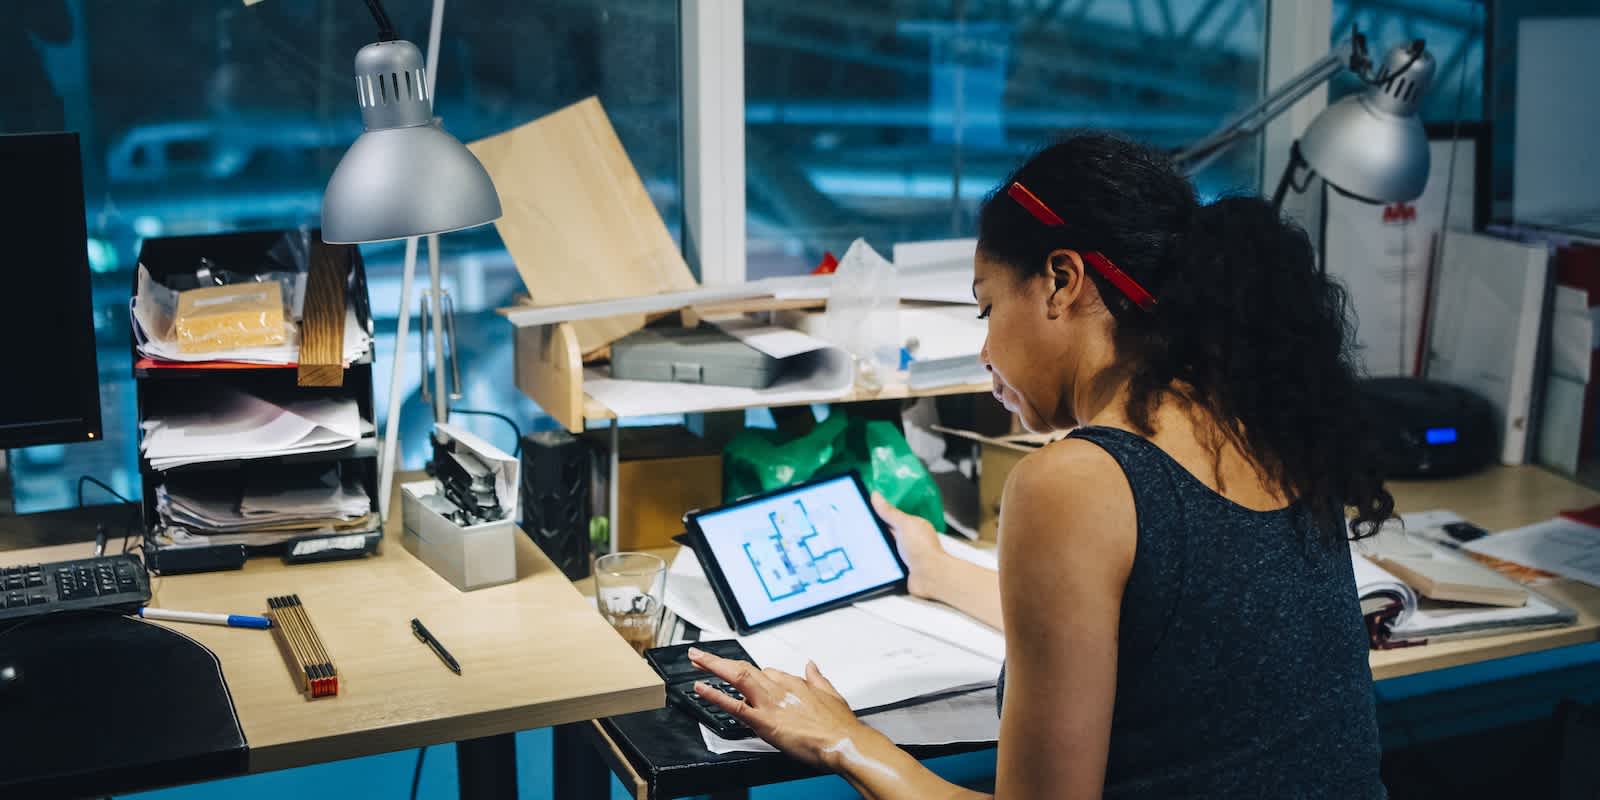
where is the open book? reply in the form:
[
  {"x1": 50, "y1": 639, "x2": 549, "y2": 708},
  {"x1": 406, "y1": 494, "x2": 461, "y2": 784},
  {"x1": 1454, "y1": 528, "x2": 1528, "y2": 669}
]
[{"x1": 1353, "y1": 511, "x2": 1576, "y2": 648}]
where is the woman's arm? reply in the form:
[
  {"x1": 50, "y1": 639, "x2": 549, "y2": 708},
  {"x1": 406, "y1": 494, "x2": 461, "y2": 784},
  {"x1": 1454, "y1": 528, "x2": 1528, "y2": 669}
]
[
  {"x1": 872, "y1": 494, "x2": 1005, "y2": 631},
  {"x1": 687, "y1": 650, "x2": 988, "y2": 799},
  {"x1": 690, "y1": 441, "x2": 1134, "y2": 799},
  {"x1": 991, "y1": 441, "x2": 1136, "y2": 799}
]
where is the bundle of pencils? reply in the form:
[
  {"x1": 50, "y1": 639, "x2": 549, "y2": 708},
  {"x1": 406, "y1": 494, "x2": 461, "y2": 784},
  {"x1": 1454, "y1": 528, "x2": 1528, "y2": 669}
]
[{"x1": 266, "y1": 594, "x2": 339, "y2": 698}]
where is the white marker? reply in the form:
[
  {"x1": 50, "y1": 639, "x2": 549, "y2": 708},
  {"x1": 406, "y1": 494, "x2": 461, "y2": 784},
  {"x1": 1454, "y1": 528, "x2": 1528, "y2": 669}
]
[{"x1": 139, "y1": 607, "x2": 271, "y2": 630}]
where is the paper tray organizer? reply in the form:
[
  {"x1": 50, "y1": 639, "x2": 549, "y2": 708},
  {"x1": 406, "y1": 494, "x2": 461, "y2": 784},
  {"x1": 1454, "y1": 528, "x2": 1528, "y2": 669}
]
[{"x1": 131, "y1": 230, "x2": 381, "y2": 573}]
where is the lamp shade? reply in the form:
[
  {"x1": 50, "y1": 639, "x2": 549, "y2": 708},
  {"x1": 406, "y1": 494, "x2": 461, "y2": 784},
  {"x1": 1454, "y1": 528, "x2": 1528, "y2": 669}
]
[
  {"x1": 322, "y1": 40, "x2": 500, "y2": 244},
  {"x1": 1298, "y1": 43, "x2": 1436, "y2": 205}
]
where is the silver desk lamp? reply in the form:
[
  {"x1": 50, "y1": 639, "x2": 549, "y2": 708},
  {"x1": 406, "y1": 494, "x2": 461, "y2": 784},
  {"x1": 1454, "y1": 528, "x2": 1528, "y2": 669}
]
[
  {"x1": 1174, "y1": 30, "x2": 1436, "y2": 216},
  {"x1": 320, "y1": 0, "x2": 500, "y2": 520}
]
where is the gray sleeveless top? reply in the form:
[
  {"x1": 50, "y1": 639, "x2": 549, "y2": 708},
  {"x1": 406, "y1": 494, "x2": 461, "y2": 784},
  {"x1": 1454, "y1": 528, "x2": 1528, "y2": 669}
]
[{"x1": 996, "y1": 426, "x2": 1384, "y2": 798}]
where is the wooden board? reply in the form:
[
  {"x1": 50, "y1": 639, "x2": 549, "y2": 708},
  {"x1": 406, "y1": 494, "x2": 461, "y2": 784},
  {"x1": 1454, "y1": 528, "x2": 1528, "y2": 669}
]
[
  {"x1": 514, "y1": 322, "x2": 585, "y2": 432},
  {"x1": 296, "y1": 239, "x2": 348, "y2": 387},
  {"x1": 0, "y1": 473, "x2": 663, "y2": 773},
  {"x1": 468, "y1": 97, "x2": 697, "y2": 354}
]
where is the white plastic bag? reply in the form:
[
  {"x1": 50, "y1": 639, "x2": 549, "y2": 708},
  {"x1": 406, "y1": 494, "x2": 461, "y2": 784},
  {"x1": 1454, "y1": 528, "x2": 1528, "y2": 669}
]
[{"x1": 824, "y1": 239, "x2": 901, "y2": 390}]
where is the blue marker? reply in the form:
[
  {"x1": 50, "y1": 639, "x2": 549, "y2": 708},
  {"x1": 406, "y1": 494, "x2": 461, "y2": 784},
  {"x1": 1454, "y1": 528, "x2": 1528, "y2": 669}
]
[{"x1": 139, "y1": 607, "x2": 271, "y2": 630}]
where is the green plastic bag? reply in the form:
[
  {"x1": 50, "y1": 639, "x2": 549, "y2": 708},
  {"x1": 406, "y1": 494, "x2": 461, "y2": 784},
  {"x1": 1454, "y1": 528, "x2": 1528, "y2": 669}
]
[{"x1": 724, "y1": 411, "x2": 946, "y2": 532}]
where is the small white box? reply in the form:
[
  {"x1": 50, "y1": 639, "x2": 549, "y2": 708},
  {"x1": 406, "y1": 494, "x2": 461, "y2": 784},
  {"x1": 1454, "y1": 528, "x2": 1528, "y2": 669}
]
[{"x1": 401, "y1": 423, "x2": 520, "y2": 592}]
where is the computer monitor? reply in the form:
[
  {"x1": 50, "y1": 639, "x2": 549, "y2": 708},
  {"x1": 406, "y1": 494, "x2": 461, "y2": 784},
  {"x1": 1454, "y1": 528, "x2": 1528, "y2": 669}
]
[{"x1": 0, "y1": 132, "x2": 102, "y2": 449}]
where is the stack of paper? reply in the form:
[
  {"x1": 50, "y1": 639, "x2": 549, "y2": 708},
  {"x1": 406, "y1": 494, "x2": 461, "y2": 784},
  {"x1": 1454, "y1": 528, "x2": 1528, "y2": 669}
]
[
  {"x1": 132, "y1": 266, "x2": 372, "y2": 365},
  {"x1": 141, "y1": 389, "x2": 365, "y2": 470},
  {"x1": 158, "y1": 469, "x2": 371, "y2": 533},
  {"x1": 1351, "y1": 511, "x2": 1577, "y2": 646}
]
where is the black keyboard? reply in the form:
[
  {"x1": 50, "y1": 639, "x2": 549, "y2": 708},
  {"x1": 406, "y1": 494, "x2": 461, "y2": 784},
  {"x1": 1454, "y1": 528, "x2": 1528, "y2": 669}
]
[{"x1": 0, "y1": 554, "x2": 151, "y2": 622}]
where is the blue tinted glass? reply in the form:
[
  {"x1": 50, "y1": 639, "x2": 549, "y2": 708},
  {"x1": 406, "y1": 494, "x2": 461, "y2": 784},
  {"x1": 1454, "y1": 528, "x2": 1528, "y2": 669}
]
[
  {"x1": 745, "y1": 1, "x2": 1266, "y2": 278},
  {"x1": 0, "y1": 0, "x2": 681, "y2": 511},
  {"x1": 1330, "y1": 0, "x2": 1485, "y2": 122}
]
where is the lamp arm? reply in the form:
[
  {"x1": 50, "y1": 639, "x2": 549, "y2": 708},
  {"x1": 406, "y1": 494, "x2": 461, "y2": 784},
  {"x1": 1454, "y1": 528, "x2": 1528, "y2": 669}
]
[{"x1": 1174, "y1": 37, "x2": 1358, "y2": 175}]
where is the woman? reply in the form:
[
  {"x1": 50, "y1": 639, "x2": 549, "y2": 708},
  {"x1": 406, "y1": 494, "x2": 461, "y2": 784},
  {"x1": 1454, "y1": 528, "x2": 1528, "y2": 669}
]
[{"x1": 688, "y1": 133, "x2": 1392, "y2": 798}]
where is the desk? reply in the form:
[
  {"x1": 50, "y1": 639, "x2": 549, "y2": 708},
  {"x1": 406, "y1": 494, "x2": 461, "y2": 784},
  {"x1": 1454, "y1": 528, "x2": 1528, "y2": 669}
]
[
  {"x1": 580, "y1": 465, "x2": 1600, "y2": 799},
  {"x1": 1372, "y1": 466, "x2": 1600, "y2": 679},
  {"x1": 0, "y1": 474, "x2": 663, "y2": 799}
]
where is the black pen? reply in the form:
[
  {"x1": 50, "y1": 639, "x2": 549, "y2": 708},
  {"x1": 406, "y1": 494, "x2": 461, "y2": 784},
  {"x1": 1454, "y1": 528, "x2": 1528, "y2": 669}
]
[{"x1": 411, "y1": 617, "x2": 461, "y2": 675}]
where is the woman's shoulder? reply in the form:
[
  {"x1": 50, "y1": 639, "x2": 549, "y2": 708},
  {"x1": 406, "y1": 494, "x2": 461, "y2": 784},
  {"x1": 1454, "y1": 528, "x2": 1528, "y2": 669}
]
[
  {"x1": 998, "y1": 435, "x2": 1139, "y2": 614},
  {"x1": 1007, "y1": 434, "x2": 1123, "y2": 502},
  {"x1": 1002, "y1": 436, "x2": 1138, "y2": 555}
]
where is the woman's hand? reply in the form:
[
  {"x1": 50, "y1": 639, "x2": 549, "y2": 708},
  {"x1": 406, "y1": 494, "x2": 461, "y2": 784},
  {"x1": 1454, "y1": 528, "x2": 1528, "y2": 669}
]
[
  {"x1": 872, "y1": 492, "x2": 950, "y2": 600},
  {"x1": 688, "y1": 647, "x2": 881, "y2": 772}
]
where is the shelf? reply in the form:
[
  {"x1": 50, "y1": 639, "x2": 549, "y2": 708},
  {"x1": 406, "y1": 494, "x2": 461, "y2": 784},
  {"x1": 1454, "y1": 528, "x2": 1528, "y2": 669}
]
[
  {"x1": 514, "y1": 320, "x2": 991, "y2": 430},
  {"x1": 134, "y1": 350, "x2": 375, "y2": 379},
  {"x1": 577, "y1": 379, "x2": 993, "y2": 422},
  {"x1": 142, "y1": 437, "x2": 379, "y2": 475}
]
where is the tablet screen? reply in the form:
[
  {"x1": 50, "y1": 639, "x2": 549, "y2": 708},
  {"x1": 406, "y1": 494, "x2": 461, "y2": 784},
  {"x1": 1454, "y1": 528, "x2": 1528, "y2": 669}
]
[{"x1": 694, "y1": 474, "x2": 906, "y2": 628}]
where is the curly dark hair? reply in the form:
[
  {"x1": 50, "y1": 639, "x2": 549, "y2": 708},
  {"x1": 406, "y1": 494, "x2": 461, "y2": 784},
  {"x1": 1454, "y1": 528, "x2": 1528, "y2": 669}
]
[{"x1": 976, "y1": 132, "x2": 1393, "y2": 542}]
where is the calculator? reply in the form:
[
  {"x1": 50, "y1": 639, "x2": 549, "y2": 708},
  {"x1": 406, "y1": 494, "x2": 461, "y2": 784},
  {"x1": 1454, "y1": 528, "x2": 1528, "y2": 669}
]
[{"x1": 643, "y1": 639, "x2": 758, "y2": 740}]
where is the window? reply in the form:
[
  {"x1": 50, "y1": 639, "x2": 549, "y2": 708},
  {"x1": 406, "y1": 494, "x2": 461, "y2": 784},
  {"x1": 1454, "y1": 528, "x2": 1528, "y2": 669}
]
[
  {"x1": 1488, "y1": 0, "x2": 1599, "y2": 232},
  {"x1": 0, "y1": 0, "x2": 681, "y2": 512},
  {"x1": 743, "y1": 0, "x2": 1267, "y2": 279}
]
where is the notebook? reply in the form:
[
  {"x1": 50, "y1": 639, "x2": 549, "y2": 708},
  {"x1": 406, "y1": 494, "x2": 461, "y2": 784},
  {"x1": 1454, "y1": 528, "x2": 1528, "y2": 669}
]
[{"x1": 1352, "y1": 511, "x2": 1576, "y2": 648}]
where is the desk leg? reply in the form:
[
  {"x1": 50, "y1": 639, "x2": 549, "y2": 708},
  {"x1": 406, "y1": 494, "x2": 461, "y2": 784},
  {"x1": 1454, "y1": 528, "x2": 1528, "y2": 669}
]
[
  {"x1": 553, "y1": 722, "x2": 612, "y2": 799},
  {"x1": 456, "y1": 733, "x2": 517, "y2": 800},
  {"x1": 608, "y1": 418, "x2": 620, "y2": 556}
]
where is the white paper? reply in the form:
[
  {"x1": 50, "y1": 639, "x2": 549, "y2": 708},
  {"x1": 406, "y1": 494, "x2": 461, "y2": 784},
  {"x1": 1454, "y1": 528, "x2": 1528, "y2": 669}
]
[
  {"x1": 854, "y1": 594, "x2": 1005, "y2": 662},
  {"x1": 1392, "y1": 588, "x2": 1571, "y2": 640},
  {"x1": 893, "y1": 238, "x2": 977, "y2": 270},
  {"x1": 1465, "y1": 518, "x2": 1600, "y2": 588},
  {"x1": 736, "y1": 606, "x2": 999, "y2": 712},
  {"x1": 1539, "y1": 286, "x2": 1592, "y2": 473},
  {"x1": 160, "y1": 470, "x2": 370, "y2": 533},
  {"x1": 894, "y1": 238, "x2": 978, "y2": 305},
  {"x1": 700, "y1": 686, "x2": 999, "y2": 754},
  {"x1": 1325, "y1": 140, "x2": 1477, "y2": 377},
  {"x1": 1426, "y1": 231, "x2": 1550, "y2": 465},
  {"x1": 710, "y1": 318, "x2": 832, "y2": 359},
  {"x1": 141, "y1": 389, "x2": 363, "y2": 469},
  {"x1": 434, "y1": 421, "x2": 520, "y2": 517},
  {"x1": 900, "y1": 307, "x2": 986, "y2": 361},
  {"x1": 665, "y1": 548, "x2": 734, "y2": 637},
  {"x1": 583, "y1": 348, "x2": 855, "y2": 417}
]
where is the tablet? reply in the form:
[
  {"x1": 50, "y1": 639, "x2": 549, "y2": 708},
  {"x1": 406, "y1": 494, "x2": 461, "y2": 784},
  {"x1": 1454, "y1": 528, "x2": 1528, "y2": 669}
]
[{"x1": 684, "y1": 472, "x2": 908, "y2": 635}]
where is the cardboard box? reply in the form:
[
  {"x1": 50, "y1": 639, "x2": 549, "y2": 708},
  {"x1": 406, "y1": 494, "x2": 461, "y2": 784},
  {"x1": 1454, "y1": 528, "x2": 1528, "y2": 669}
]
[
  {"x1": 401, "y1": 480, "x2": 516, "y2": 591},
  {"x1": 587, "y1": 426, "x2": 722, "y2": 551},
  {"x1": 935, "y1": 427, "x2": 1060, "y2": 541}
]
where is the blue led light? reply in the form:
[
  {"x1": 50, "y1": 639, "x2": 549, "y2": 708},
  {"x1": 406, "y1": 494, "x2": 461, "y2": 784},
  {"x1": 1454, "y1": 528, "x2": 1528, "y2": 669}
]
[{"x1": 1425, "y1": 428, "x2": 1458, "y2": 445}]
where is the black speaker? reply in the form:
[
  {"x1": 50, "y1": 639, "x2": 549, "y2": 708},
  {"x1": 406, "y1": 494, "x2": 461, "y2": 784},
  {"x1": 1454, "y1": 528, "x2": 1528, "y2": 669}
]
[{"x1": 520, "y1": 429, "x2": 592, "y2": 580}]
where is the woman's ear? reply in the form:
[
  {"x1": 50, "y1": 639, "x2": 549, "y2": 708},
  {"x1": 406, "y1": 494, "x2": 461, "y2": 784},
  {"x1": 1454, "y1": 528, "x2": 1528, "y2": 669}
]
[{"x1": 1045, "y1": 249, "x2": 1087, "y2": 319}]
